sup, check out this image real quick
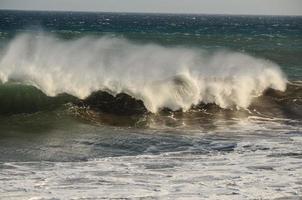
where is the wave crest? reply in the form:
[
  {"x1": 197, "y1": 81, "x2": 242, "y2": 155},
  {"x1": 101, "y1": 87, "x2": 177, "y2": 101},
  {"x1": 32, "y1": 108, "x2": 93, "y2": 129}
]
[{"x1": 0, "y1": 34, "x2": 287, "y2": 112}]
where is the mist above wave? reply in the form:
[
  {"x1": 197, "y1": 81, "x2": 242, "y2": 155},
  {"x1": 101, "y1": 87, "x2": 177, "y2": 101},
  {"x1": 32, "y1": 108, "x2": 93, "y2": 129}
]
[{"x1": 0, "y1": 33, "x2": 287, "y2": 112}]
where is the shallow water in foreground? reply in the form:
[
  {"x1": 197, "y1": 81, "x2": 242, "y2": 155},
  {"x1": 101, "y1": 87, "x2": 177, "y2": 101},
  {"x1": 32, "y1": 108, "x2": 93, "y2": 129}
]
[{"x1": 0, "y1": 109, "x2": 301, "y2": 199}]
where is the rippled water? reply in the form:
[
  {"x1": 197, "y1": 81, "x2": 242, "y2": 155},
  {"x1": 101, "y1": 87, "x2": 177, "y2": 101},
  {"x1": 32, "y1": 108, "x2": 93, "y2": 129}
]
[{"x1": 0, "y1": 111, "x2": 301, "y2": 199}]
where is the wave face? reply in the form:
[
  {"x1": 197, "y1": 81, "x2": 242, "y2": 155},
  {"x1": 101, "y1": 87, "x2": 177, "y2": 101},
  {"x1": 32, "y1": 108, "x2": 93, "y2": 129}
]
[{"x1": 0, "y1": 34, "x2": 287, "y2": 113}]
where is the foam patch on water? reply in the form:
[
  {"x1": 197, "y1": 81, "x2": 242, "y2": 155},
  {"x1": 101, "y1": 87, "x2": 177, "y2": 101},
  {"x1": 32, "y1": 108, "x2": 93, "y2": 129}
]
[
  {"x1": 0, "y1": 110, "x2": 301, "y2": 199},
  {"x1": 1, "y1": 135, "x2": 301, "y2": 199}
]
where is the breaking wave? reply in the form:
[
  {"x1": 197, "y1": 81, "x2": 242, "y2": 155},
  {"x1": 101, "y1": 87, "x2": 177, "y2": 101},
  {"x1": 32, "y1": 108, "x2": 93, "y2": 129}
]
[{"x1": 0, "y1": 33, "x2": 287, "y2": 113}]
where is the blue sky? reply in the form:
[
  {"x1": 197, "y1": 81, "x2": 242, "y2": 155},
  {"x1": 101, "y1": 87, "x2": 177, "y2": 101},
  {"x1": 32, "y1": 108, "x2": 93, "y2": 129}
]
[{"x1": 0, "y1": 0, "x2": 301, "y2": 15}]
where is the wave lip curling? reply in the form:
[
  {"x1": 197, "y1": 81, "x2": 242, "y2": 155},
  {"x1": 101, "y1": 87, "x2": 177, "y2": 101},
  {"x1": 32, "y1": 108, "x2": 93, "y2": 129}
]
[{"x1": 0, "y1": 34, "x2": 287, "y2": 113}]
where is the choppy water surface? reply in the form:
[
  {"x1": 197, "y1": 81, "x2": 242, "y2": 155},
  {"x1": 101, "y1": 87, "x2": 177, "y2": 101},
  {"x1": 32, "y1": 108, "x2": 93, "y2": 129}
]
[
  {"x1": 0, "y1": 10, "x2": 301, "y2": 199},
  {"x1": 1, "y1": 113, "x2": 302, "y2": 199}
]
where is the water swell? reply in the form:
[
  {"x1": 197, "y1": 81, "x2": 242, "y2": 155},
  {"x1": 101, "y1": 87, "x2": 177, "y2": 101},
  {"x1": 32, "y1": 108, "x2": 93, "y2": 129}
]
[
  {"x1": 0, "y1": 33, "x2": 288, "y2": 114},
  {"x1": 0, "y1": 84, "x2": 78, "y2": 114},
  {"x1": 0, "y1": 82, "x2": 301, "y2": 119}
]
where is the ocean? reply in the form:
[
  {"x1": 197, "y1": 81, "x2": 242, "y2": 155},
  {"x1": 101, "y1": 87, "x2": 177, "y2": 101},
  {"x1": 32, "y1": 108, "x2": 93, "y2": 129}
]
[{"x1": 0, "y1": 10, "x2": 301, "y2": 199}]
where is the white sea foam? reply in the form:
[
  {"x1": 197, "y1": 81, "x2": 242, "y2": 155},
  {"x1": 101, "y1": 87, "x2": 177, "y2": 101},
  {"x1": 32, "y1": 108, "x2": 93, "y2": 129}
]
[
  {"x1": 1, "y1": 135, "x2": 302, "y2": 200},
  {"x1": 0, "y1": 33, "x2": 287, "y2": 112}
]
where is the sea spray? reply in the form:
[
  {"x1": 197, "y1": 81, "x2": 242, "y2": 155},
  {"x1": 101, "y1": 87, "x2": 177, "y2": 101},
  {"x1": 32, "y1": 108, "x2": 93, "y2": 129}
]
[{"x1": 0, "y1": 33, "x2": 287, "y2": 112}]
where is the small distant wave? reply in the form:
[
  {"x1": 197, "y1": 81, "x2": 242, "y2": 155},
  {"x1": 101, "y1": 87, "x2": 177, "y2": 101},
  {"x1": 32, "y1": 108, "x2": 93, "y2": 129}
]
[{"x1": 0, "y1": 33, "x2": 288, "y2": 115}]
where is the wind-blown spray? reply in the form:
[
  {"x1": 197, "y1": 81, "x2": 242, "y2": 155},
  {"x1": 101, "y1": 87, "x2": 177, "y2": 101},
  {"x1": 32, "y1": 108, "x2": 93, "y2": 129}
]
[{"x1": 0, "y1": 34, "x2": 287, "y2": 112}]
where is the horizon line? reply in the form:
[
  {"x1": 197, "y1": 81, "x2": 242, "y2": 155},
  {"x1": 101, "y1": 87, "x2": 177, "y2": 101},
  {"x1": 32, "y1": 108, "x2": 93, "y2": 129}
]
[{"x1": 0, "y1": 8, "x2": 301, "y2": 17}]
